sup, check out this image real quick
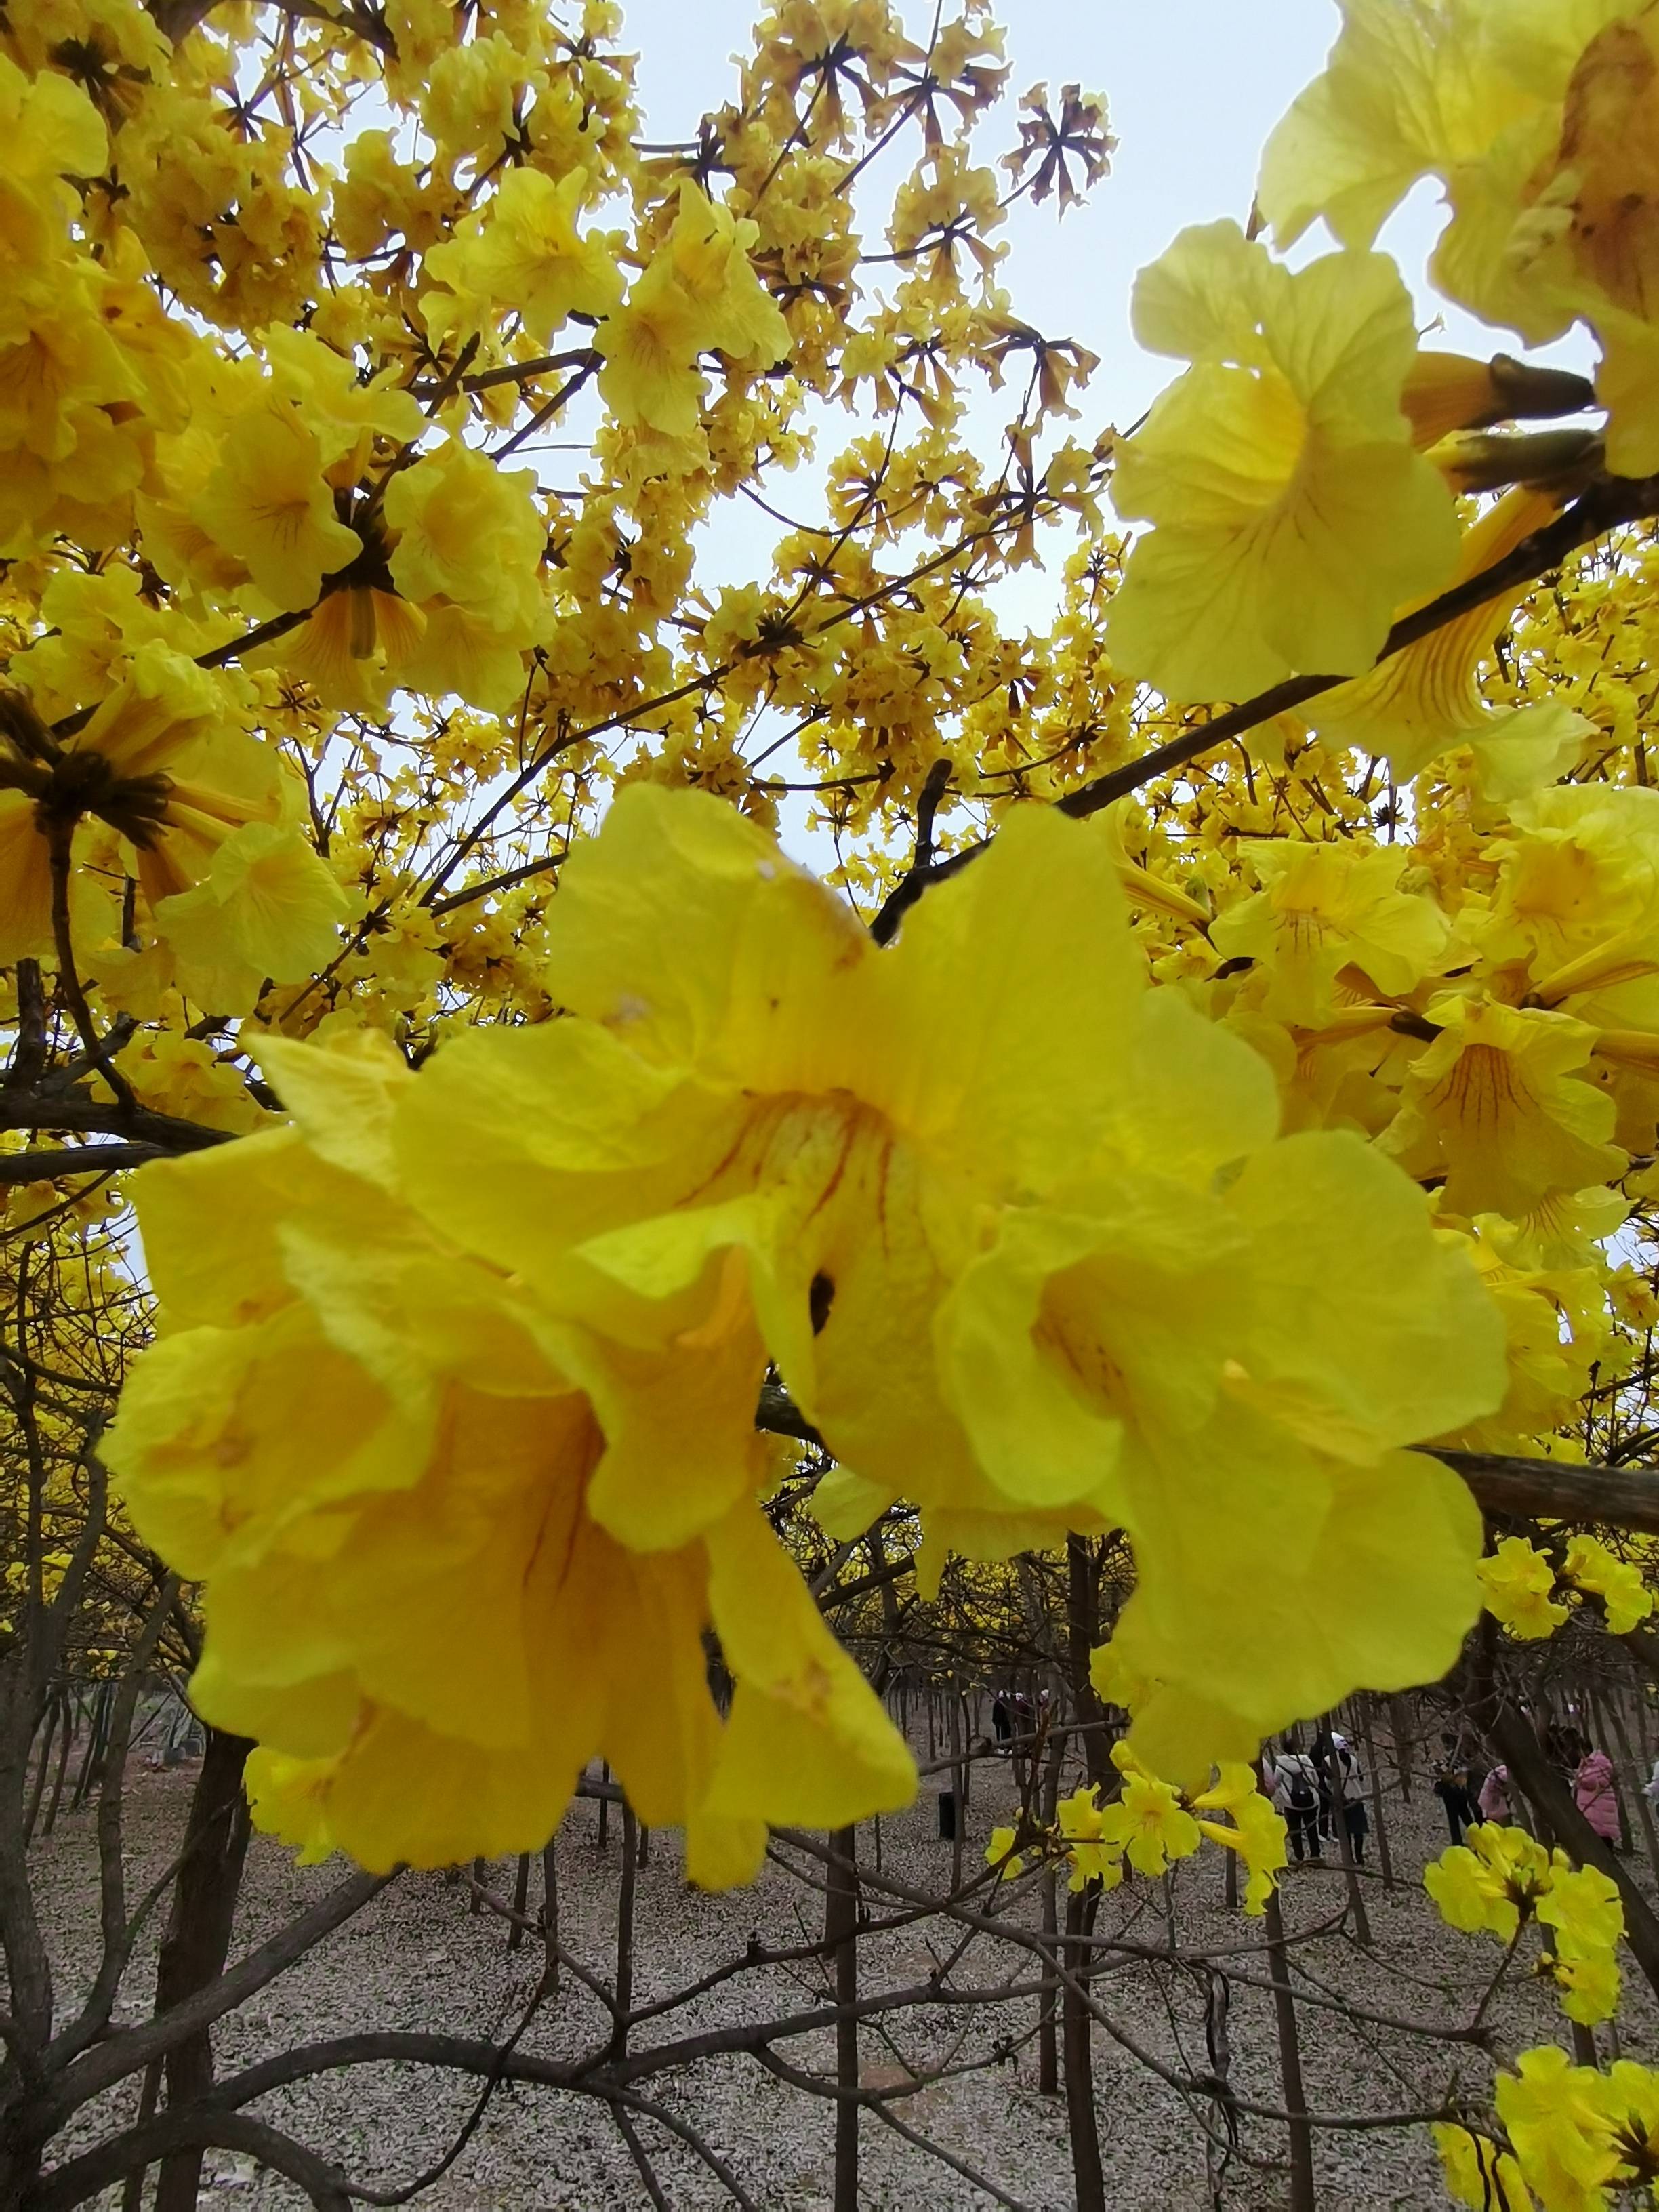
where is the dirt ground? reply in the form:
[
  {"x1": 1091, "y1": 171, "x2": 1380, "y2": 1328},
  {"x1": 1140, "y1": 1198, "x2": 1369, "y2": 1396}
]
[{"x1": 26, "y1": 1737, "x2": 1659, "y2": 2210}]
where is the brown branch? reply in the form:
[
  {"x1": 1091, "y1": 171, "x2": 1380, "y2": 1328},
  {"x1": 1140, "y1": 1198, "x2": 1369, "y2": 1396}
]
[
  {"x1": 0, "y1": 1146, "x2": 167, "y2": 1185},
  {"x1": 37, "y1": 2108, "x2": 352, "y2": 2212},
  {"x1": 0, "y1": 1088, "x2": 230, "y2": 1156},
  {"x1": 872, "y1": 472, "x2": 1659, "y2": 941},
  {"x1": 1427, "y1": 1446, "x2": 1659, "y2": 1536},
  {"x1": 51, "y1": 1870, "x2": 392, "y2": 2123}
]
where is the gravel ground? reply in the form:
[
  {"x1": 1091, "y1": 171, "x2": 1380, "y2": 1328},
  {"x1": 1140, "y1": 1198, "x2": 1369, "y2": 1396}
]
[{"x1": 26, "y1": 1740, "x2": 1659, "y2": 2211}]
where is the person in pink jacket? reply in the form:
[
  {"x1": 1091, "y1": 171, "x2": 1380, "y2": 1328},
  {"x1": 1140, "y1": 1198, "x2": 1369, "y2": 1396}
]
[
  {"x1": 1574, "y1": 1742, "x2": 1622, "y2": 1843},
  {"x1": 1477, "y1": 1765, "x2": 1511, "y2": 1824}
]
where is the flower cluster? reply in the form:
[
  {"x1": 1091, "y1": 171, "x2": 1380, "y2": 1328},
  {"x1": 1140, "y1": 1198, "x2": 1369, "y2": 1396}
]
[
  {"x1": 108, "y1": 783, "x2": 1507, "y2": 1870},
  {"x1": 985, "y1": 1741, "x2": 1287, "y2": 1915},
  {"x1": 1478, "y1": 1534, "x2": 1656, "y2": 1642},
  {"x1": 1437, "y1": 2048, "x2": 1659, "y2": 2212},
  {"x1": 1426, "y1": 1824, "x2": 1625, "y2": 2028}
]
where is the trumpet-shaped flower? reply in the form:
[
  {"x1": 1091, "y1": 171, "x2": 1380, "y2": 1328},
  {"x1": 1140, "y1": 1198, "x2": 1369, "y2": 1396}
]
[
  {"x1": 1381, "y1": 995, "x2": 1625, "y2": 1218},
  {"x1": 426, "y1": 166, "x2": 623, "y2": 344},
  {"x1": 1538, "y1": 1860, "x2": 1624, "y2": 2026},
  {"x1": 1210, "y1": 838, "x2": 1452, "y2": 1025},
  {"x1": 985, "y1": 1824, "x2": 1025, "y2": 1881},
  {"x1": 0, "y1": 56, "x2": 106, "y2": 271},
  {"x1": 1496, "y1": 2046, "x2": 1623, "y2": 2212},
  {"x1": 192, "y1": 402, "x2": 363, "y2": 611},
  {"x1": 1105, "y1": 220, "x2": 1459, "y2": 703},
  {"x1": 0, "y1": 647, "x2": 293, "y2": 964},
  {"x1": 1055, "y1": 1782, "x2": 1125, "y2": 1892},
  {"x1": 1097, "y1": 1742, "x2": 1202, "y2": 1877},
  {"x1": 102, "y1": 1033, "x2": 914, "y2": 1882},
  {"x1": 1434, "y1": 2125, "x2": 1535, "y2": 2212},
  {"x1": 382, "y1": 437, "x2": 545, "y2": 633},
  {"x1": 1601, "y1": 2061, "x2": 1659, "y2": 2195},
  {"x1": 151, "y1": 822, "x2": 350, "y2": 1016},
  {"x1": 596, "y1": 183, "x2": 790, "y2": 436},
  {"x1": 1189, "y1": 1761, "x2": 1288, "y2": 1915},
  {"x1": 1311, "y1": 486, "x2": 1593, "y2": 790},
  {"x1": 376, "y1": 783, "x2": 1503, "y2": 1785},
  {"x1": 1425, "y1": 1821, "x2": 1553, "y2": 1942},
  {"x1": 1477, "y1": 1536, "x2": 1571, "y2": 1640},
  {"x1": 1563, "y1": 1533, "x2": 1655, "y2": 1633}
]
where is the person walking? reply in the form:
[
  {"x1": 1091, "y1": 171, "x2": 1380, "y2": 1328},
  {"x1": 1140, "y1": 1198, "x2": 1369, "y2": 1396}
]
[
  {"x1": 1432, "y1": 1734, "x2": 1479, "y2": 1845},
  {"x1": 1575, "y1": 1741, "x2": 1623, "y2": 1846},
  {"x1": 1267, "y1": 1740, "x2": 1323, "y2": 1864},
  {"x1": 1478, "y1": 1763, "x2": 1512, "y2": 1825},
  {"x1": 990, "y1": 1691, "x2": 1012, "y2": 1755},
  {"x1": 1330, "y1": 1734, "x2": 1369, "y2": 1864}
]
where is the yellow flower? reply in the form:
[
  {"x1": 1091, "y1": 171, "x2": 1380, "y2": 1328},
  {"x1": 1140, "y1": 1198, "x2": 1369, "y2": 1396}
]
[
  {"x1": 1443, "y1": 1227, "x2": 1610, "y2": 1456},
  {"x1": 1542, "y1": 1944, "x2": 1622, "y2": 2029},
  {"x1": 1258, "y1": 0, "x2": 1659, "y2": 476},
  {"x1": 1601, "y1": 2062, "x2": 1659, "y2": 2195},
  {"x1": 595, "y1": 256, "x2": 710, "y2": 438},
  {"x1": 1563, "y1": 1533, "x2": 1655, "y2": 1633},
  {"x1": 1425, "y1": 1821, "x2": 1553, "y2": 1942},
  {"x1": 1539, "y1": 1860, "x2": 1624, "y2": 1957},
  {"x1": 192, "y1": 402, "x2": 362, "y2": 612},
  {"x1": 1535, "y1": 1855, "x2": 1624, "y2": 2029},
  {"x1": 1210, "y1": 839, "x2": 1451, "y2": 1025},
  {"x1": 1098, "y1": 1742, "x2": 1201, "y2": 1877},
  {"x1": 102, "y1": 1033, "x2": 914, "y2": 1883},
  {"x1": 1104, "y1": 220, "x2": 1459, "y2": 702},
  {"x1": 1477, "y1": 1536, "x2": 1571, "y2": 1641},
  {"x1": 1479, "y1": 785, "x2": 1659, "y2": 1021},
  {"x1": 1434, "y1": 2125, "x2": 1535, "y2": 2212},
  {"x1": 1496, "y1": 2045, "x2": 1622, "y2": 2212},
  {"x1": 985, "y1": 1824, "x2": 1024, "y2": 1881},
  {"x1": 1055, "y1": 1782, "x2": 1124, "y2": 1892},
  {"x1": 427, "y1": 167, "x2": 623, "y2": 344},
  {"x1": 151, "y1": 823, "x2": 351, "y2": 1017},
  {"x1": 1381, "y1": 996, "x2": 1625, "y2": 1218},
  {"x1": 0, "y1": 647, "x2": 286, "y2": 962},
  {"x1": 268, "y1": 583, "x2": 428, "y2": 716},
  {"x1": 1189, "y1": 1761, "x2": 1288, "y2": 1915},
  {"x1": 386, "y1": 784, "x2": 1503, "y2": 1785},
  {"x1": 383, "y1": 437, "x2": 544, "y2": 628},
  {"x1": 596, "y1": 182, "x2": 790, "y2": 436},
  {"x1": 0, "y1": 54, "x2": 107, "y2": 269},
  {"x1": 1311, "y1": 486, "x2": 1593, "y2": 792}
]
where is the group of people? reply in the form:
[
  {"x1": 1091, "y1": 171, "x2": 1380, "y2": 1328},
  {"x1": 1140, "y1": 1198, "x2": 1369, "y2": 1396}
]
[
  {"x1": 1431, "y1": 1726, "x2": 1631, "y2": 1847},
  {"x1": 991, "y1": 1697, "x2": 1658, "y2": 1866},
  {"x1": 1264, "y1": 1729, "x2": 1370, "y2": 1864}
]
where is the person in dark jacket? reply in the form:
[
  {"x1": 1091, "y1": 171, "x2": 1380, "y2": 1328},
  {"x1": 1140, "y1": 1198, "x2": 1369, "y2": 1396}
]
[{"x1": 1432, "y1": 1732, "x2": 1478, "y2": 1845}]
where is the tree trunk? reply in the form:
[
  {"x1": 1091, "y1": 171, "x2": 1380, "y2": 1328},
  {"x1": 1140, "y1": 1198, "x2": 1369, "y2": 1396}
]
[
  {"x1": 508, "y1": 1851, "x2": 531, "y2": 1952},
  {"x1": 42, "y1": 1690, "x2": 75, "y2": 1838},
  {"x1": 1062, "y1": 1884, "x2": 1105, "y2": 2212},
  {"x1": 1065, "y1": 1535, "x2": 1108, "y2": 1788},
  {"x1": 22, "y1": 1694, "x2": 57, "y2": 1845},
  {"x1": 540, "y1": 1837, "x2": 560, "y2": 1994},
  {"x1": 152, "y1": 1728, "x2": 253, "y2": 2212},
  {"x1": 1388, "y1": 1696, "x2": 1414, "y2": 1803},
  {"x1": 1358, "y1": 1705, "x2": 1394, "y2": 1889},
  {"x1": 1263, "y1": 1885, "x2": 1316, "y2": 2212},
  {"x1": 609, "y1": 1803, "x2": 636, "y2": 2062},
  {"x1": 825, "y1": 1823, "x2": 860, "y2": 2212},
  {"x1": 1037, "y1": 1727, "x2": 1066, "y2": 2095}
]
